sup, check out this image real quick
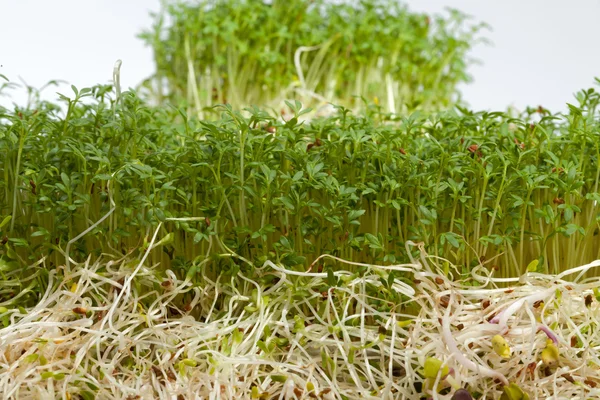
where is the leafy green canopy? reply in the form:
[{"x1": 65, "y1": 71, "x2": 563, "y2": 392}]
[
  {"x1": 1, "y1": 80, "x2": 600, "y2": 306},
  {"x1": 138, "y1": 0, "x2": 486, "y2": 117}
]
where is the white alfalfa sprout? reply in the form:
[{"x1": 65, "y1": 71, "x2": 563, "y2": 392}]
[
  {"x1": 3, "y1": 251, "x2": 600, "y2": 398},
  {"x1": 439, "y1": 293, "x2": 509, "y2": 386}
]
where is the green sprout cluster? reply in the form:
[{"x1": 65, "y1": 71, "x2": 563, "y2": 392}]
[
  {"x1": 1, "y1": 79, "x2": 600, "y2": 305},
  {"x1": 138, "y1": 0, "x2": 486, "y2": 117}
]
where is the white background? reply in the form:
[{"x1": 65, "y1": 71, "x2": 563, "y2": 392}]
[{"x1": 1, "y1": 0, "x2": 599, "y2": 112}]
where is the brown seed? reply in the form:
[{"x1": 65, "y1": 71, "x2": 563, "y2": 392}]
[
  {"x1": 505, "y1": 288, "x2": 514, "y2": 294},
  {"x1": 399, "y1": 147, "x2": 407, "y2": 155},
  {"x1": 293, "y1": 388, "x2": 303, "y2": 397},
  {"x1": 161, "y1": 280, "x2": 172, "y2": 288},
  {"x1": 456, "y1": 323, "x2": 464, "y2": 331},
  {"x1": 585, "y1": 294, "x2": 593, "y2": 307},
  {"x1": 533, "y1": 300, "x2": 543, "y2": 308},
  {"x1": 585, "y1": 379, "x2": 597, "y2": 388},
  {"x1": 435, "y1": 277, "x2": 444, "y2": 285},
  {"x1": 571, "y1": 335, "x2": 578, "y2": 347},
  {"x1": 482, "y1": 299, "x2": 490, "y2": 309},
  {"x1": 561, "y1": 373, "x2": 575, "y2": 384},
  {"x1": 526, "y1": 362, "x2": 536, "y2": 379},
  {"x1": 205, "y1": 217, "x2": 211, "y2": 227},
  {"x1": 439, "y1": 295, "x2": 450, "y2": 308},
  {"x1": 468, "y1": 144, "x2": 479, "y2": 153},
  {"x1": 553, "y1": 198, "x2": 565, "y2": 205},
  {"x1": 183, "y1": 303, "x2": 192, "y2": 312},
  {"x1": 94, "y1": 310, "x2": 106, "y2": 322},
  {"x1": 72, "y1": 307, "x2": 87, "y2": 315}
]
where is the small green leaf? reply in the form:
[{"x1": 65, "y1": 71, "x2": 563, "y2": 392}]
[
  {"x1": 397, "y1": 319, "x2": 412, "y2": 328},
  {"x1": 423, "y1": 357, "x2": 449, "y2": 379},
  {"x1": 40, "y1": 371, "x2": 55, "y2": 379},
  {"x1": 0, "y1": 215, "x2": 11, "y2": 230},
  {"x1": 270, "y1": 375, "x2": 287, "y2": 383},
  {"x1": 500, "y1": 383, "x2": 530, "y2": 400},
  {"x1": 526, "y1": 259, "x2": 539, "y2": 273},
  {"x1": 182, "y1": 358, "x2": 197, "y2": 367}
]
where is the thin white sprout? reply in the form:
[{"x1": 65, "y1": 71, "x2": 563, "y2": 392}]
[{"x1": 1, "y1": 250, "x2": 600, "y2": 398}]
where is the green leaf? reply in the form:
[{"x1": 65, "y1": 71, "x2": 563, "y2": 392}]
[
  {"x1": 292, "y1": 171, "x2": 303, "y2": 181},
  {"x1": 327, "y1": 268, "x2": 336, "y2": 287},
  {"x1": 40, "y1": 371, "x2": 55, "y2": 379},
  {"x1": 348, "y1": 209, "x2": 366, "y2": 221},
  {"x1": 0, "y1": 215, "x2": 11, "y2": 230},
  {"x1": 501, "y1": 383, "x2": 530, "y2": 400},
  {"x1": 94, "y1": 173, "x2": 113, "y2": 181},
  {"x1": 526, "y1": 259, "x2": 539, "y2": 273},
  {"x1": 423, "y1": 357, "x2": 449, "y2": 379}
]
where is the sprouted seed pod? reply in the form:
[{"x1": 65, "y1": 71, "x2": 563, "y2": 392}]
[
  {"x1": 182, "y1": 359, "x2": 197, "y2": 367},
  {"x1": 397, "y1": 319, "x2": 412, "y2": 328},
  {"x1": 492, "y1": 335, "x2": 511, "y2": 359},
  {"x1": 423, "y1": 357, "x2": 449, "y2": 379},
  {"x1": 500, "y1": 383, "x2": 530, "y2": 400},
  {"x1": 541, "y1": 340, "x2": 560, "y2": 368},
  {"x1": 72, "y1": 307, "x2": 87, "y2": 315}
]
